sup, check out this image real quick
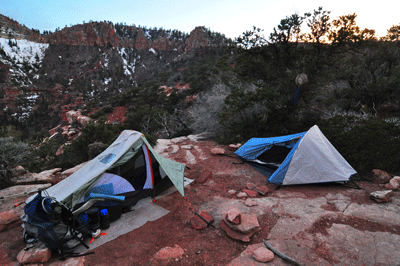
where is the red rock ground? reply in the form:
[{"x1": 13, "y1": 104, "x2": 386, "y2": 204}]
[{"x1": 0, "y1": 138, "x2": 395, "y2": 266}]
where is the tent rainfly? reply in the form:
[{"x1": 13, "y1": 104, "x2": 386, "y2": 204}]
[
  {"x1": 27, "y1": 130, "x2": 186, "y2": 209},
  {"x1": 235, "y1": 125, "x2": 357, "y2": 185}
]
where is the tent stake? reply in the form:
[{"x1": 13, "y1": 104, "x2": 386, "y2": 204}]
[{"x1": 263, "y1": 239, "x2": 303, "y2": 266}]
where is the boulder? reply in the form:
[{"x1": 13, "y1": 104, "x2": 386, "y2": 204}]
[
  {"x1": 372, "y1": 169, "x2": 392, "y2": 184},
  {"x1": 66, "y1": 110, "x2": 81, "y2": 124},
  {"x1": 10, "y1": 165, "x2": 27, "y2": 177},
  {"x1": 77, "y1": 115, "x2": 91, "y2": 126},
  {"x1": 17, "y1": 247, "x2": 51, "y2": 264},
  {"x1": 15, "y1": 168, "x2": 61, "y2": 185},
  {"x1": 370, "y1": 190, "x2": 393, "y2": 203},
  {"x1": 385, "y1": 176, "x2": 400, "y2": 190},
  {"x1": 253, "y1": 247, "x2": 274, "y2": 263}
]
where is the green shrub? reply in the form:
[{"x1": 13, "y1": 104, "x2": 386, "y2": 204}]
[{"x1": 0, "y1": 137, "x2": 31, "y2": 168}]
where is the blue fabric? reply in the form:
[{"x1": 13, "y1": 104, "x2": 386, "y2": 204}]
[
  {"x1": 87, "y1": 193, "x2": 125, "y2": 202},
  {"x1": 291, "y1": 86, "x2": 300, "y2": 105},
  {"x1": 235, "y1": 131, "x2": 306, "y2": 160},
  {"x1": 84, "y1": 183, "x2": 114, "y2": 202},
  {"x1": 235, "y1": 130, "x2": 307, "y2": 184}
]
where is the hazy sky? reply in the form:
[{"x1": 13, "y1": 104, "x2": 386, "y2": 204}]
[{"x1": 1, "y1": 0, "x2": 399, "y2": 39}]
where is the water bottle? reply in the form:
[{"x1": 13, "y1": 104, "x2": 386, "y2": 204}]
[{"x1": 100, "y1": 208, "x2": 110, "y2": 229}]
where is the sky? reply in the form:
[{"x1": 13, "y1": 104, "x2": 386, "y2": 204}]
[{"x1": 1, "y1": 0, "x2": 399, "y2": 39}]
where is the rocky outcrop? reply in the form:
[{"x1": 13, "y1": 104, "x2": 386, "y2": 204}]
[
  {"x1": 46, "y1": 22, "x2": 120, "y2": 47},
  {"x1": 185, "y1": 27, "x2": 210, "y2": 52},
  {"x1": 220, "y1": 208, "x2": 261, "y2": 242},
  {"x1": 0, "y1": 14, "x2": 43, "y2": 42}
]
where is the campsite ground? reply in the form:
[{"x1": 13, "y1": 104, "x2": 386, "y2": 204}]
[{"x1": 1, "y1": 137, "x2": 399, "y2": 265}]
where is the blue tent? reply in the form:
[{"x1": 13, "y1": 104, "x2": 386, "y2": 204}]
[{"x1": 235, "y1": 125, "x2": 356, "y2": 185}]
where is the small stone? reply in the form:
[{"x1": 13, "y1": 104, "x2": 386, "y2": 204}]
[
  {"x1": 370, "y1": 190, "x2": 393, "y2": 203},
  {"x1": 228, "y1": 189, "x2": 236, "y2": 195},
  {"x1": 228, "y1": 143, "x2": 242, "y2": 151},
  {"x1": 246, "y1": 183, "x2": 255, "y2": 190},
  {"x1": 253, "y1": 247, "x2": 274, "y2": 262},
  {"x1": 242, "y1": 189, "x2": 258, "y2": 197},
  {"x1": 181, "y1": 144, "x2": 193, "y2": 150},
  {"x1": 226, "y1": 207, "x2": 241, "y2": 225},
  {"x1": 255, "y1": 185, "x2": 272, "y2": 195},
  {"x1": 236, "y1": 192, "x2": 248, "y2": 198},
  {"x1": 210, "y1": 147, "x2": 225, "y2": 155}
]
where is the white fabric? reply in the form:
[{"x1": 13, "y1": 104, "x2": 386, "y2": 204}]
[{"x1": 283, "y1": 125, "x2": 357, "y2": 185}]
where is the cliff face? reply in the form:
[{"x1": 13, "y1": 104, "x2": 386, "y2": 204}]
[
  {"x1": 46, "y1": 22, "x2": 120, "y2": 47},
  {"x1": 45, "y1": 23, "x2": 214, "y2": 52}
]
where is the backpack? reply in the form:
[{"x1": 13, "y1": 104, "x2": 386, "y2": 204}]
[{"x1": 22, "y1": 190, "x2": 92, "y2": 258}]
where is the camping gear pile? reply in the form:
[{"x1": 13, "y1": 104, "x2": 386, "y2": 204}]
[{"x1": 21, "y1": 130, "x2": 186, "y2": 258}]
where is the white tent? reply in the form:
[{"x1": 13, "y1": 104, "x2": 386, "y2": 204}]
[{"x1": 235, "y1": 125, "x2": 357, "y2": 185}]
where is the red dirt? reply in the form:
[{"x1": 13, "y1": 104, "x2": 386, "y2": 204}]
[{"x1": 0, "y1": 138, "x2": 396, "y2": 266}]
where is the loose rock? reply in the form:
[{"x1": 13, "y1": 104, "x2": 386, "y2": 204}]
[
  {"x1": 17, "y1": 247, "x2": 51, "y2": 264},
  {"x1": 210, "y1": 147, "x2": 225, "y2": 155},
  {"x1": 385, "y1": 176, "x2": 400, "y2": 190},
  {"x1": 154, "y1": 244, "x2": 184, "y2": 260},
  {"x1": 370, "y1": 190, "x2": 393, "y2": 203},
  {"x1": 253, "y1": 247, "x2": 274, "y2": 263},
  {"x1": 191, "y1": 211, "x2": 214, "y2": 230},
  {"x1": 372, "y1": 169, "x2": 392, "y2": 184},
  {"x1": 242, "y1": 189, "x2": 258, "y2": 197},
  {"x1": 226, "y1": 207, "x2": 241, "y2": 225},
  {"x1": 236, "y1": 192, "x2": 247, "y2": 198}
]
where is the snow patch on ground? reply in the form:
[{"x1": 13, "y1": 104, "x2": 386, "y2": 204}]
[
  {"x1": 117, "y1": 47, "x2": 136, "y2": 78},
  {"x1": 0, "y1": 37, "x2": 49, "y2": 86}
]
